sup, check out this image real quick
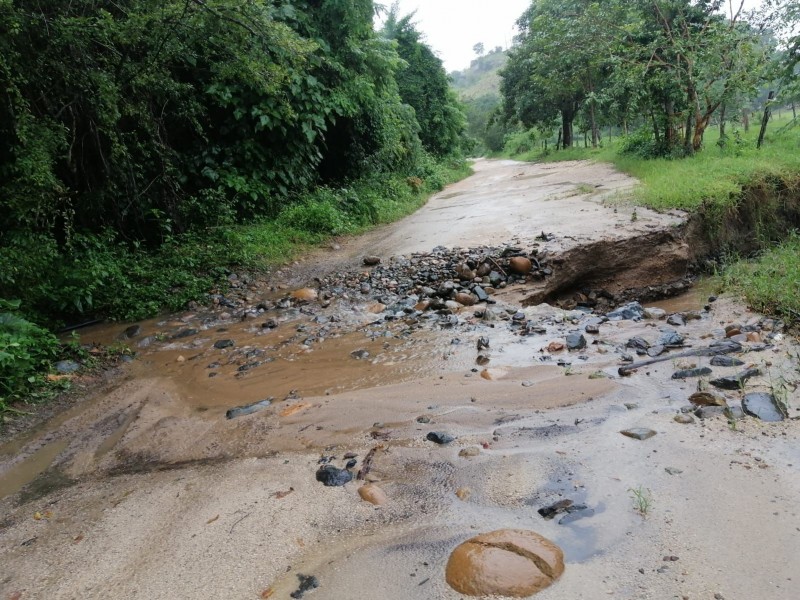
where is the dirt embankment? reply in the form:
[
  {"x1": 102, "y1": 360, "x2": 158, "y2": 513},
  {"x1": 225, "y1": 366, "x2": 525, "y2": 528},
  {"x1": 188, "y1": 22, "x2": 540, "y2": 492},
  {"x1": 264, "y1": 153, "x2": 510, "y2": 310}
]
[{"x1": 1, "y1": 159, "x2": 799, "y2": 600}]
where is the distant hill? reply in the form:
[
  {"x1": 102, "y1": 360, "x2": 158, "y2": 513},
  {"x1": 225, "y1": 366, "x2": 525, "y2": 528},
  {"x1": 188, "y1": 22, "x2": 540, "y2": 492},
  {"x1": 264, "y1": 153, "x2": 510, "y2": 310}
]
[{"x1": 449, "y1": 48, "x2": 508, "y2": 100}]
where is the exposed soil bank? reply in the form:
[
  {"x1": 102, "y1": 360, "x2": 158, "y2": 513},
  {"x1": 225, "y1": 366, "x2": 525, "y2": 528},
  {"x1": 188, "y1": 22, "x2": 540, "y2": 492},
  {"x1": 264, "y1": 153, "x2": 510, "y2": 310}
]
[{"x1": 1, "y1": 160, "x2": 799, "y2": 600}]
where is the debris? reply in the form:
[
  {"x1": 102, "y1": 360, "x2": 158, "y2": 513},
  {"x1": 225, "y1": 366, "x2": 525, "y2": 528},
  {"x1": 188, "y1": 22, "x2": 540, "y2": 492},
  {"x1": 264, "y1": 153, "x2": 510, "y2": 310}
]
[{"x1": 225, "y1": 398, "x2": 273, "y2": 419}]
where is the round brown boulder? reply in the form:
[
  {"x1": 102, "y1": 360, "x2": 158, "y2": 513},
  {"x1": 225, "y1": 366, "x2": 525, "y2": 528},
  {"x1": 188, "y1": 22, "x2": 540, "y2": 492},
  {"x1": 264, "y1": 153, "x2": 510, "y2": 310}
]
[
  {"x1": 445, "y1": 529, "x2": 564, "y2": 597},
  {"x1": 358, "y1": 484, "x2": 388, "y2": 506},
  {"x1": 508, "y1": 256, "x2": 533, "y2": 275},
  {"x1": 454, "y1": 292, "x2": 477, "y2": 306}
]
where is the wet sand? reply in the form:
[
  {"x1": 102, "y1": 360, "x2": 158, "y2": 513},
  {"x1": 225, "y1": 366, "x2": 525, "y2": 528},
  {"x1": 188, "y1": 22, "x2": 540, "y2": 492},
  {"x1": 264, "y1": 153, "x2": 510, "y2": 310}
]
[{"x1": 1, "y1": 160, "x2": 799, "y2": 600}]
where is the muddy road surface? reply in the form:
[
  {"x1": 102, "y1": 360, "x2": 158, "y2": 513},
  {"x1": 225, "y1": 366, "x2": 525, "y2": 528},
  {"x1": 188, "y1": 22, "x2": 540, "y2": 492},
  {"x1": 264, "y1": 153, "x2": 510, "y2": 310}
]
[{"x1": 2, "y1": 159, "x2": 799, "y2": 600}]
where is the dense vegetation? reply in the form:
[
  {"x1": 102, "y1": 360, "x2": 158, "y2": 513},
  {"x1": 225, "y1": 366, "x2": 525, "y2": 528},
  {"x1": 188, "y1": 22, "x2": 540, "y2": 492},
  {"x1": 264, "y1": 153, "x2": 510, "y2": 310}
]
[{"x1": 0, "y1": 0, "x2": 468, "y2": 409}]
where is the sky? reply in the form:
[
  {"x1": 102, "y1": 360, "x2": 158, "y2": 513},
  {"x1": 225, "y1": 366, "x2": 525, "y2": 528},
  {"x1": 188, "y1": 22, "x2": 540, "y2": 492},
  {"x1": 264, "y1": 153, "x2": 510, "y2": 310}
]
[
  {"x1": 381, "y1": 0, "x2": 765, "y2": 74},
  {"x1": 382, "y1": 0, "x2": 531, "y2": 72}
]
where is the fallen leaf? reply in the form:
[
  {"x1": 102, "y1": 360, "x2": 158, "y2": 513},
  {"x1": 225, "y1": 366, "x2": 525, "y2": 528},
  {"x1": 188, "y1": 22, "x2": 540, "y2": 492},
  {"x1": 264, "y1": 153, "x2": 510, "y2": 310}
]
[
  {"x1": 296, "y1": 538, "x2": 305, "y2": 548},
  {"x1": 206, "y1": 514, "x2": 219, "y2": 525},
  {"x1": 32, "y1": 511, "x2": 52, "y2": 521},
  {"x1": 279, "y1": 402, "x2": 312, "y2": 417},
  {"x1": 273, "y1": 487, "x2": 294, "y2": 499},
  {"x1": 260, "y1": 588, "x2": 274, "y2": 599},
  {"x1": 46, "y1": 374, "x2": 73, "y2": 382},
  {"x1": 73, "y1": 534, "x2": 84, "y2": 544}
]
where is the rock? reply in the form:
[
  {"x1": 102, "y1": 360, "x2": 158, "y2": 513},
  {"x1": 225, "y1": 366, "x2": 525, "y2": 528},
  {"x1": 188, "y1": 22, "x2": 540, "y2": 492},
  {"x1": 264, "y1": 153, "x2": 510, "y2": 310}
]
[
  {"x1": 658, "y1": 329, "x2": 684, "y2": 347},
  {"x1": 674, "y1": 414, "x2": 695, "y2": 424},
  {"x1": 620, "y1": 428, "x2": 657, "y2": 440},
  {"x1": 459, "y1": 447, "x2": 481, "y2": 458},
  {"x1": 694, "y1": 406, "x2": 727, "y2": 419},
  {"x1": 172, "y1": 328, "x2": 199, "y2": 339},
  {"x1": 474, "y1": 286, "x2": 489, "y2": 302},
  {"x1": 742, "y1": 392, "x2": 786, "y2": 422},
  {"x1": 445, "y1": 529, "x2": 565, "y2": 597},
  {"x1": 54, "y1": 360, "x2": 80, "y2": 374},
  {"x1": 746, "y1": 331, "x2": 762, "y2": 344},
  {"x1": 225, "y1": 398, "x2": 272, "y2": 419},
  {"x1": 547, "y1": 341, "x2": 565, "y2": 353},
  {"x1": 455, "y1": 292, "x2": 477, "y2": 306},
  {"x1": 689, "y1": 392, "x2": 727, "y2": 407},
  {"x1": 624, "y1": 402, "x2": 639, "y2": 410},
  {"x1": 291, "y1": 288, "x2": 318, "y2": 302},
  {"x1": 488, "y1": 271, "x2": 504, "y2": 286},
  {"x1": 647, "y1": 345, "x2": 666, "y2": 358},
  {"x1": 538, "y1": 499, "x2": 573, "y2": 520},
  {"x1": 358, "y1": 483, "x2": 388, "y2": 505},
  {"x1": 710, "y1": 355, "x2": 745, "y2": 367},
  {"x1": 416, "y1": 415, "x2": 431, "y2": 424},
  {"x1": 566, "y1": 333, "x2": 587, "y2": 351},
  {"x1": 360, "y1": 282, "x2": 371, "y2": 294},
  {"x1": 644, "y1": 307, "x2": 667, "y2": 320},
  {"x1": 213, "y1": 339, "x2": 235, "y2": 349},
  {"x1": 667, "y1": 313, "x2": 686, "y2": 327},
  {"x1": 607, "y1": 302, "x2": 644, "y2": 321},
  {"x1": 725, "y1": 406, "x2": 745, "y2": 420},
  {"x1": 665, "y1": 467, "x2": 684, "y2": 475},
  {"x1": 672, "y1": 367, "x2": 712, "y2": 379},
  {"x1": 123, "y1": 324, "x2": 141, "y2": 339},
  {"x1": 477, "y1": 336, "x2": 490, "y2": 350},
  {"x1": 626, "y1": 337, "x2": 650, "y2": 352},
  {"x1": 289, "y1": 574, "x2": 319, "y2": 599},
  {"x1": 710, "y1": 368, "x2": 761, "y2": 390},
  {"x1": 476, "y1": 354, "x2": 490, "y2": 366},
  {"x1": 315, "y1": 465, "x2": 353, "y2": 487},
  {"x1": 176, "y1": 355, "x2": 186, "y2": 363},
  {"x1": 427, "y1": 431, "x2": 455, "y2": 445},
  {"x1": 585, "y1": 323, "x2": 600, "y2": 334},
  {"x1": 350, "y1": 349, "x2": 370, "y2": 360},
  {"x1": 558, "y1": 507, "x2": 595, "y2": 525},
  {"x1": 508, "y1": 256, "x2": 532, "y2": 275},
  {"x1": 455, "y1": 487, "x2": 471, "y2": 500},
  {"x1": 363, "y1": 256, "x2": 381, "y2": 266},
  {"x1": 262, "y1": 319, "x2": 278, "y2": 329}
]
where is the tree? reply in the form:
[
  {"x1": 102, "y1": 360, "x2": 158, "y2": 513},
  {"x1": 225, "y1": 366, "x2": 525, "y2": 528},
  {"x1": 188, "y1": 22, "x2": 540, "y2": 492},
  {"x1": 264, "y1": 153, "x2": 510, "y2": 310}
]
[{"x1": 473, "y1": 42, "x2": 485, "y2": 56}]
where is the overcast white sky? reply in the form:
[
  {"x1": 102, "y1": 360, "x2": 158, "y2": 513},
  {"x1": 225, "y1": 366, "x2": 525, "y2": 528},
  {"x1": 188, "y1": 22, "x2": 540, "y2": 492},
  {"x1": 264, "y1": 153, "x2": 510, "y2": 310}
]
[{"x1": 382, "y1": 0, "x2": 765, "y2": 73}]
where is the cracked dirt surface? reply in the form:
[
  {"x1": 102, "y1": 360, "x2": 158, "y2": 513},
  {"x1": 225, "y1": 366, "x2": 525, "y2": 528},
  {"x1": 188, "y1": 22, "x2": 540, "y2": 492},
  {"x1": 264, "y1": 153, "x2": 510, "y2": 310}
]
[{"x1": 1, "y1": 160, "x2": 799, "y2": 600}]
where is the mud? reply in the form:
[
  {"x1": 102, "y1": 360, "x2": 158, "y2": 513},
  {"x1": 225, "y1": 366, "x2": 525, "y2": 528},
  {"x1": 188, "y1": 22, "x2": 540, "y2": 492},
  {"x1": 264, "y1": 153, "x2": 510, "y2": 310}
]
[{"x1": 2, "y1": 159, "x2": 800, "y2": 600}]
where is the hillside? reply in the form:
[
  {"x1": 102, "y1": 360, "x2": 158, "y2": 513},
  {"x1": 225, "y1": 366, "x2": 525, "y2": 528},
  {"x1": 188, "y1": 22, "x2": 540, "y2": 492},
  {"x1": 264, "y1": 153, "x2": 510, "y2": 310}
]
[{"x1": 449, "y1": 48, "x2": 507, "y2": 99}]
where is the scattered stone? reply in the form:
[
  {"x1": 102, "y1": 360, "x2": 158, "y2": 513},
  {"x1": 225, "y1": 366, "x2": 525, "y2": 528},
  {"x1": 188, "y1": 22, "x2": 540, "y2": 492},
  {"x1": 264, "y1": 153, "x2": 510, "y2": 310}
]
[
  {"x1": 725, "y1": 406, "x2": 745, "y2": 420},
  {"x1": 54, "y1": 360, "x2": 80, "y2": 374},
  {"x1": 710, "y1": 368, "x2": 761, "y2": 390},
  {"x1": 566, "y1": 333, "x2": 587, "y2": 351},
  {"x1": 626, "y1": 337, "x2": 650, "y2": 352},
  {"x1": 547, "y1": 341, "x2": 565, "y2": 353},
  {"x1": 608, "y1": 302, "x2": 644, "y2": 321},
  {"x1": 667, "y1": 314, "x2": 686, "y2": 327},
  {"x1": 459, "y1": 447, "x2": 481, "y2": 458},
  {"x1": 620, "y1": 428, "x2": 657, "y2": 440},
  {"x1": 672, "y1": 367, "x2": 712, "y2": 379},
  {"x1": 658, "y1": 329, "x2": 684, "y2": 347},
  {"x1": 213, "y1": 339, "x2": 235, "y2": 349},
  {"x1": 624, "y1": 403, "x2": 639, "y2": 410},
  {"x1": 172, "y1": 328, "x2": 199, "y2": 339},
  {"x1": 358, "y1": 483, "x2": 388, "y2": 505},
  {"x1": 508, "y1": 256, "x2": 532, "y2": 274},
  {"x1": 694, "y1": 406, "x2": 726, "y2": 419},
  {"x1": 474, "y1": 286, "x2": 489, "y2": 302},
  {"x1": 262, "y1": 319, "x2": 278, "y2": 329},
  {"x1": 742, "y1": 392, "x2": 786, "y2": 422},
  {"x1": 363, "y1": 256, "x2": 381, "y2": 266},
  {"x1": 558, "y1": 507, "x2": 595, "y2": 525},
  {"x1": 445, "y1": 529, "x2": 565, "y2": 597},
  {"x1": 291, "y1": 288, "x2": 318, "y2": 302},
  {"x1": 315, "y1": 465, "x2": 353, "y2": 487},
  {"x1": 477, "y1": 336, "x2": 490, "y2": 351},
  {"x1": 585, "y1": 322, "x2": 600, "y2": 334},
  {"x1": 689, "y1": 392, "x2": 727, "y2": 407},
  {"x1": 416, "y1": 415, "x2": 431, "y2": 424},
  {"x1": 290, "y1": 574, "x2": 319, "y2": 599},
  {"x1": 350, "y1": 349, "x2": 370, "y2": 360},
  {"x1": 647, "y1": 345, "x2": 666, "y2": 358},
  {"x1": 427, "y1": 431, "x2": 455, "y2": 445},
  {"x1": 588, "y1": 371, "x2": 607, "y2": 380},
  {"x1": 665, "y1": 467, "x2": 683, "y2": 475},
  {"x1": 225, "y1": 398, "x2": 272, "y2": 419},
  {"x1": 644, "y1": 307, "x2": 667, "y2": 320},
  {"x1": 123, "y1": 324, "x2": 142, "y2": 339},
  {"x1": 455, "y1": 292, "x2": 477, "y2": 306},
  {"x1": 455, "y1": 488, "x2": 471, "y2": 501},
  {"x1": 176, "y1": 355, "x2": 186, "y2": 363},
  {"x1": 674, "y1": 414, "x2": 695, "y2": 424},
  {"x1": 710, "y1": 355, "x2": 745, "y2": 367},
  {"x1": 538, "y1": 499, "x2": 573, "y2": 520}
]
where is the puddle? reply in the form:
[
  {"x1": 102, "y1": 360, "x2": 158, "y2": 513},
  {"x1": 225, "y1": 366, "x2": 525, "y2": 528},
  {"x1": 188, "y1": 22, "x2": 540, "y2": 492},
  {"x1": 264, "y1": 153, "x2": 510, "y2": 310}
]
[{"x1": 0, "y1": 438, "x2": 70, "y2": 501}]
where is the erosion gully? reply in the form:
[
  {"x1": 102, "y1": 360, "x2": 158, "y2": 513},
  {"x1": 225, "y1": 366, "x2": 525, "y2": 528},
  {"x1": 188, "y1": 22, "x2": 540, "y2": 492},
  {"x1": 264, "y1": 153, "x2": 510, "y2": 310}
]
[{"x1": 1, "y1": 159, "x2": 799, "y2": 600}]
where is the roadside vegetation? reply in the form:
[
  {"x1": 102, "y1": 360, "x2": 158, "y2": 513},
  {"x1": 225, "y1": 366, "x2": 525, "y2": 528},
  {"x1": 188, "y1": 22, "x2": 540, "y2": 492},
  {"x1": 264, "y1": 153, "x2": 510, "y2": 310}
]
[{"x1": 0, "y1": 1, "x2": 470, "y2": 411}]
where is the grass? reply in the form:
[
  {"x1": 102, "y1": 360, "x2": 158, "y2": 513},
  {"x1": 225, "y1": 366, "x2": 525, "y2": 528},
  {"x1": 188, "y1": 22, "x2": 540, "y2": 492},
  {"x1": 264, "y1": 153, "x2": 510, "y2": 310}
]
[{"x1": 629, "y1": 485, "x2": 653, "y2": 517}]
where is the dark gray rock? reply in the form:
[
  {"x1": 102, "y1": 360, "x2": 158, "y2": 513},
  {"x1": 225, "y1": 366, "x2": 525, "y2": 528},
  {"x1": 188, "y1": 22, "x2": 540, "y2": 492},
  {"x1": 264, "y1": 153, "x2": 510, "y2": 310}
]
[
  {"x1": 474, "y1": 286, "x2": 489, "y2": 302},
  {"x1": 710, "y1": 368, "x2": 761, "y2": 390},
  {"x1": 426, "y1": 431, "x2": 455, "y2": 444},
  {"x1": 123, "y1": 325, "x2": 142, "y2": 339},
  {"x1": 172, "y1": 328, "x2": 199, "y2": 339},
  {"x1": 538, "y1": 499, "x2": 573, "y2": 519},
  {"x1": 350, "y1": 349, "x2": 370, "y2": 360},
  {"x1": 672, "y1": 367, "x2": 712, "y2": 379},
  {"x1": 710, "y1": 355, "x2": 745, "y2": 367},
  {"x1": 658, "y1": 329, "x2": 685, "y2": 347},
  {"x1": 214, "y1": 339, "x2": 235, "y2": 349},
  {"x1": 626, "y1": 337, "x2": 650, "y2": 351},
  {"x1": 315, "y1": 465, "x2": 353, "y2": 487},
  {"x1": 667, "y1": 314, "x2": 686, "y2": 327},
  {"x1": 742, "y1": 392, "x2": 786, "y2": 422},
  {"x1": 558, "y1": 507, "x2": 595, "y2": 525},
  {"x1": 608, "y1": 302, "x2": 644, "y2": 321},
  {"x1": 363, "y1": 256, "x2": 381, "y2": 266},
  {"x1": 694, "y1": 406, "x2": 726, "y2": 419},
  {"x1": 647, "y1": 345, "x2": 666, "y2": 358},
  {"x1": 566, "y1": 333, "x2": 587, "y2": 351},
  {"x1": 225, "y1": 398, "x2": 272, "y2": 419}
]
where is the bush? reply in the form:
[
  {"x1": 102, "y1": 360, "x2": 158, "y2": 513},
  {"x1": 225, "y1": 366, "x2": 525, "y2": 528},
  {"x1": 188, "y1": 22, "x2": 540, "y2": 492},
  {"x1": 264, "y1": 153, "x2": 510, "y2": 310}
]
[{"x1": 0, "y1": 300, "x2": 59, "y2": 408}]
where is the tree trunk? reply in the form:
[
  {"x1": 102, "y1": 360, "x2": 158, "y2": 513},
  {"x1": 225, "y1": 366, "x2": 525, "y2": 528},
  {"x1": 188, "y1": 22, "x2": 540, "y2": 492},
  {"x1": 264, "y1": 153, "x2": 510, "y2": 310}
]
[
  {"x1": 683, "y1": 111, "x2": 693, "y2": 155},
  {"x1": 719, "y1": 104, "x2": 726, "y2": 138},
  {"x1": 590, "y1": 101, "x2": 598, "y2": 148},
  {"x1": 742, "y1": 110, "x2": 749, "y2": 133},
  {"x1": 561, "y1": 112, "x2": 573, "y2": 149},
  {"x1": 556, "y1": 129, "x2": 562, "y2": 151},
  {"x1": 757, "y1": 91, "x2": 775, "y2": 149},
  {"x1": 665, "y1": 100, "x2": 677, "y2": 150},
  {"x1": 622, "y1": 119, "x2": 628, "y2": 136},
  {"x1": 793, "y1": 102, "x2": 797, "y2": 120}
]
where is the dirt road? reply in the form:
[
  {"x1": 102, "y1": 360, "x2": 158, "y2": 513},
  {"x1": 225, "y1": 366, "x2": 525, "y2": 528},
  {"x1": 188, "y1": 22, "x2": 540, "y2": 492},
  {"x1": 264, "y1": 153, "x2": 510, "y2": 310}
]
[{"x1": 1, "y1": 160, "x2": 798, "y2": 600}]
